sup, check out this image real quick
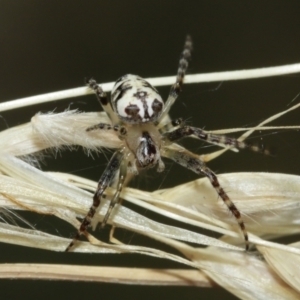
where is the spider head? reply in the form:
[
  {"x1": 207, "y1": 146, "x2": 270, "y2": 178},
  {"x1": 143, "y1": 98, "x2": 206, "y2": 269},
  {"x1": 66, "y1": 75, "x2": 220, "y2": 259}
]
[{"x1": 111, "y1": 74, "x2": 164, "y2": 123}]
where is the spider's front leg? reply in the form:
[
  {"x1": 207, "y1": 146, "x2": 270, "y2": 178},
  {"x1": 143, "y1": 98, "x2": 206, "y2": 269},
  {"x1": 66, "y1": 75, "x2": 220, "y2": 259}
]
[
  {"x1": 162, "y1": 147, "x2": 249, "y2": 250},
  {"x1": 65, "y1": 148, "x2": 125, "y2": 251}
]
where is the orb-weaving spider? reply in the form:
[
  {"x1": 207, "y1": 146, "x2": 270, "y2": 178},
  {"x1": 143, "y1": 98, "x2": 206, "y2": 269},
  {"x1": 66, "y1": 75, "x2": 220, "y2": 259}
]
[{"x1": 66, "y1": 36, "x2": 265, "y2": 252}]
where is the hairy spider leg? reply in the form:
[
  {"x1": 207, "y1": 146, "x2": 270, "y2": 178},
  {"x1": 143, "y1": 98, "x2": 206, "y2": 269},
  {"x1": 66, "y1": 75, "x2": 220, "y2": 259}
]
[
  {"x1": 159, "y1": 118, "x2": 184, "y2": 134},
  {"x1": 87, "y1": 78, "x2": 120, "y2": 125},
  {"x1": 86, "y1": 123, "x2": 121, "y2": 132},
  {"x1": 159, "y1": 35, "x2": 193, "y2": 121},
  {"x1": 65, "y1": 148, "x2": 125, "y2": 251},
  {"x1": 101, "y1": 158, "x2": 127, "y2": 228},
  {"x1": 162, "y1": 147, "x2": 249, "y2": 250},
  {"x1": 163, "y1": 121, "x2": 270, "y2": 155}
]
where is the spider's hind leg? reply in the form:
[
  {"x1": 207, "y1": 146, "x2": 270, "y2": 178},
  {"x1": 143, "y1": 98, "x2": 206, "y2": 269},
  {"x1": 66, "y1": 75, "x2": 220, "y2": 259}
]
[{"x1": 162, "y1": 147, "x2": 249, "y2": 250}]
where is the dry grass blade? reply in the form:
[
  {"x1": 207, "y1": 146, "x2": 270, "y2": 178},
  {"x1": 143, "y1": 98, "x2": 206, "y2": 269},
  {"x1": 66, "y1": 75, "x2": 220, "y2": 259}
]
[
  {"x1": 0, "y1": 264, "x2": 211, "y2": 286},
  {"x1": 258, "y1": 242, "x2": 300, "y2": 294}
]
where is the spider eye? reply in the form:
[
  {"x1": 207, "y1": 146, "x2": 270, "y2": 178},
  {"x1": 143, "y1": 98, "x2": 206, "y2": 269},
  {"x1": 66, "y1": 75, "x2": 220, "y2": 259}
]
[{"x1": 125, "y1": 104, "x2": 140, "y2": 117}]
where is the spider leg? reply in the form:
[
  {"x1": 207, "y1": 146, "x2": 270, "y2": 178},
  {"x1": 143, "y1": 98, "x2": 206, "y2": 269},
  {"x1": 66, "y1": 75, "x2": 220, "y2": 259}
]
[
  {"x1": 162, "y1": 147, "x2": 249, "y2": 250},
  {"x1": 163, "y1": 122, "x2": 269, "y2": 154},
  {"x1": 159, "y1": 36, "x2": 193, "y2": 121},
  {"x1": 86, "y1": 123, "x2": 120, "y2": 132},
  {"x1": 159, "y1": 118, "x2": 183, "y2": 134},
  {"x1": 100, "y1": 157, "x2": 127, "y2": 228},
  {"x1": 87, "y1": 78, "x2": 120, "y2": 125},
  {"x1": 86, "y1": 122, "x2": 127, "y2": 142},
  {"x1": 65, "y1": 148, "x2": 125, "y2": 251}
]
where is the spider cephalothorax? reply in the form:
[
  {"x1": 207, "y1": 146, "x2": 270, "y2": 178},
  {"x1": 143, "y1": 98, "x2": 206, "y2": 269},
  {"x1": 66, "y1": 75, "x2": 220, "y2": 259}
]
[{"x1": 66, "y1": 36, "x2": 265, "y2": 252}]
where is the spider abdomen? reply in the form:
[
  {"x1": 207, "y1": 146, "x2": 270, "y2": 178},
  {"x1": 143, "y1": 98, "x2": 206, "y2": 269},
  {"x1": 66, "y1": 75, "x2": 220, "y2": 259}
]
[{"x1": 111, "y1": 74, "x2": 164, "y2": 123}]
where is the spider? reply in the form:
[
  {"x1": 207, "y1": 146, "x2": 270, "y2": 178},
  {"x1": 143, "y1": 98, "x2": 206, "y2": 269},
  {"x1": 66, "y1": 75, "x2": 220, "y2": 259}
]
[{"x1": 66, "y1": 36, "x2": 264, "y2": 252}]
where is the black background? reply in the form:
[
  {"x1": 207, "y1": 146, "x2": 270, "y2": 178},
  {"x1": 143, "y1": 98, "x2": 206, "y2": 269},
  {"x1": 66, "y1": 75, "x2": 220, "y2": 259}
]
[{"x1": 1, "y1": 1, "x2": 300, "y2": 300}]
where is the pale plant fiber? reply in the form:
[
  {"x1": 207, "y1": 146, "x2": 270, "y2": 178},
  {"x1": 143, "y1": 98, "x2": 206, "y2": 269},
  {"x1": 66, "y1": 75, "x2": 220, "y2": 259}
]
[{"x1": 0, "y1": 65, "x2": 300, "y2": 299}]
